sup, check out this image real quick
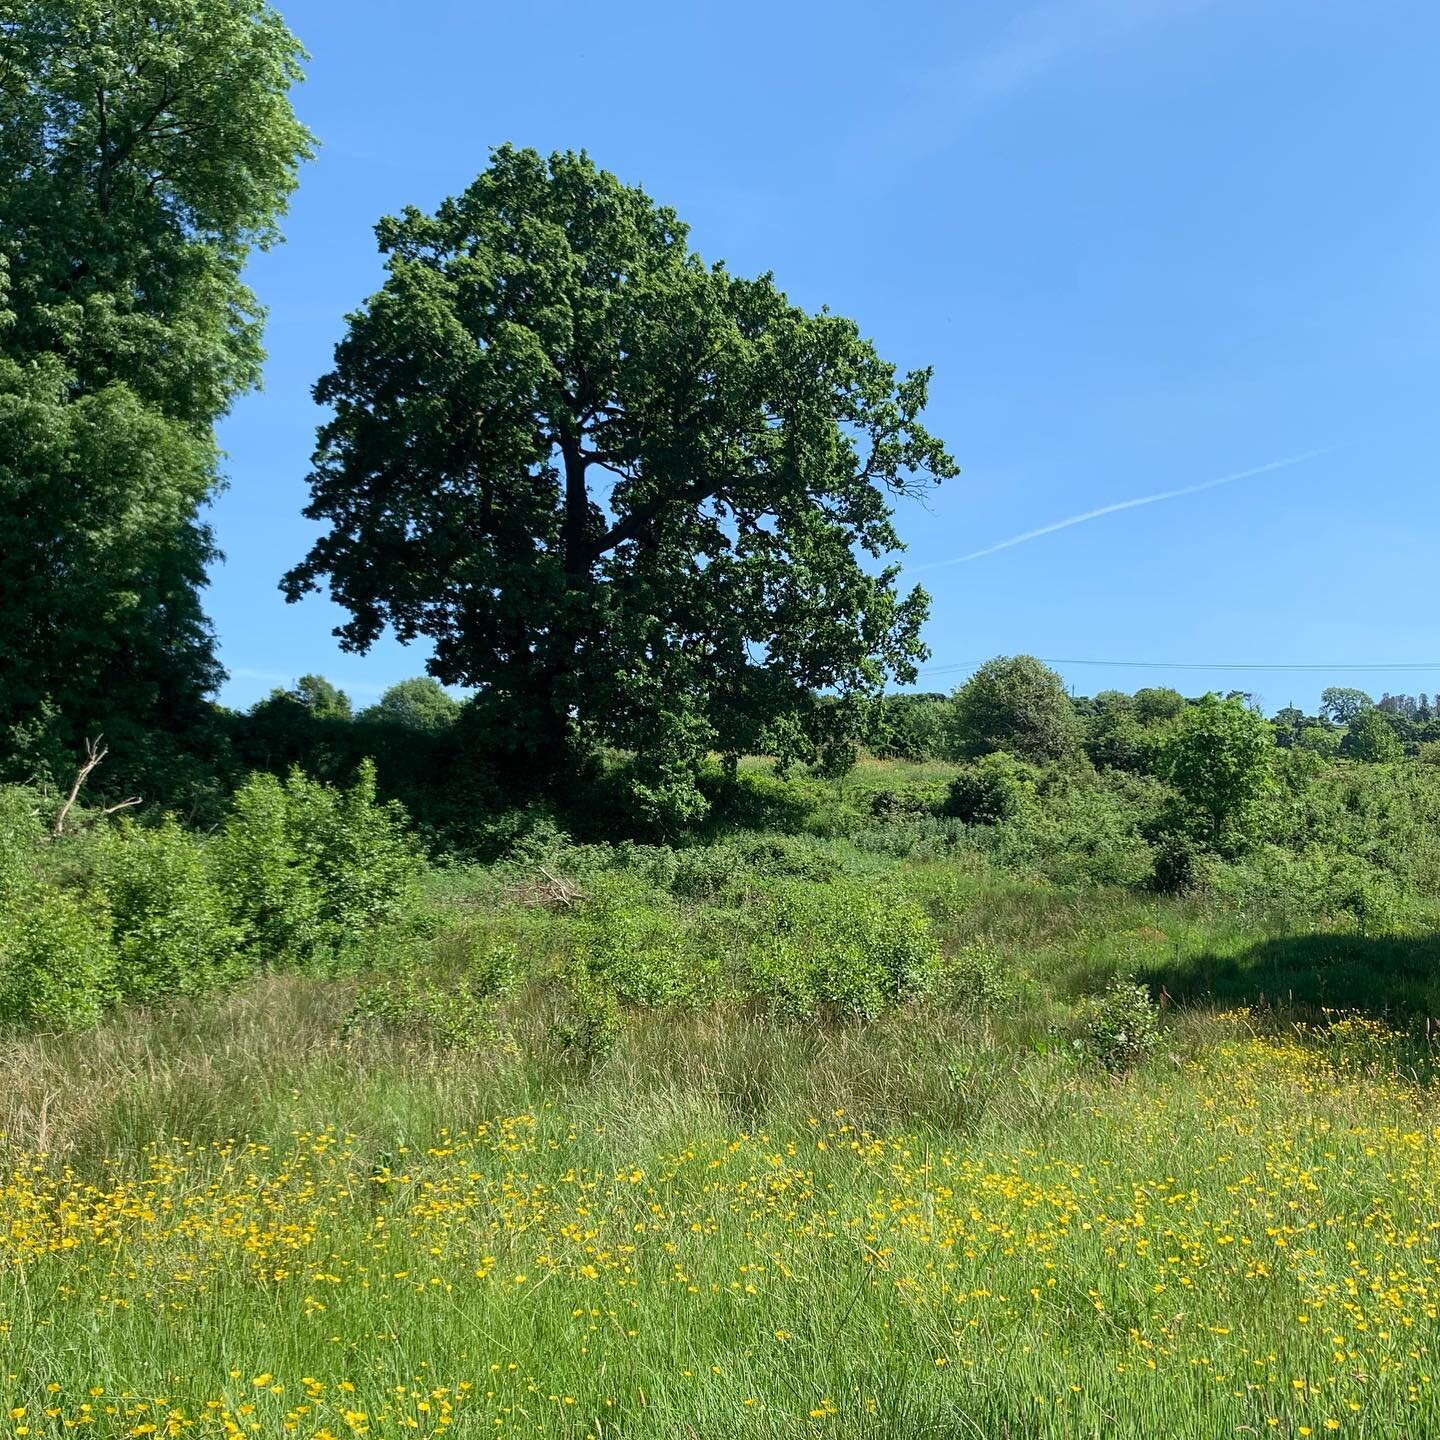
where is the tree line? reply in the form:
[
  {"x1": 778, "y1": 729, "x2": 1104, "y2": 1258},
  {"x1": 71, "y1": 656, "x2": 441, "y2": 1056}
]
[{"x1": 874, "y1": 665, "x2": 1439, "y2": 767}]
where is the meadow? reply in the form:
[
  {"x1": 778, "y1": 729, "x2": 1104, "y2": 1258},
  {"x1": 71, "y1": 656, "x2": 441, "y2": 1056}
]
[{"x1": 5, "y1": 750, "x2": 1440, "y2": 1438}]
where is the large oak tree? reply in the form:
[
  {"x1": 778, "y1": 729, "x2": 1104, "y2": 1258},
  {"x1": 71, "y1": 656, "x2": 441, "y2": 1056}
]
[{"x1": 286, "y1": 147, "x2": 957, "y2": 825}]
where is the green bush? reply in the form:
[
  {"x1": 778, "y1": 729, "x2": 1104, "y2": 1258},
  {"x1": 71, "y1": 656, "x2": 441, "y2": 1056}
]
[
  {"x1": 0, "y1": 883, "x2": 114, "y2": 1030},
  {"x1": 216, "y1": 762, "x2": 422, "y2": 968},
  {"x1": 749, "y1": 879, "x2": 939, "y2": 1020},
  {"x1": 1148, "y1": 833, "x2": 1208, "y2": 895},
  {"x1": 552, "y1": 963, "x2": 623, "y2": 1062},
  {"x1": 945, "y1": 753, "x2": 1037, "y2": 825},
  {"x1": 570, "y1": 873, "x2": 722, "y2": 1006},
  {"x1": 938, "y1": 942, "x2": 1018, "y2": 1012},
  {"x1": 343, "y1": 973, "x2": 500, "y2": 1050},
  {"x1": 987, "y1": 767, "x2": 1162, "y2": 888},
  {"x1": 94, "y1": 819, "x2": 247, "y2": 1001},
  {"x1": 1077, "y1": 978, "x2": 1160, "y2": 1073}
]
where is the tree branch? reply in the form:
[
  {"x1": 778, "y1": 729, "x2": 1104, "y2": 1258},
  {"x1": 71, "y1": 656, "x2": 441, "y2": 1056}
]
[{"x1": 53, "y1": 738, "x2": 101, "y2": 834}]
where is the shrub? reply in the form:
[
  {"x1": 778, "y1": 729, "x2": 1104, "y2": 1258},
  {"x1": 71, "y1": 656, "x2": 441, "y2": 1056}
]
[
  {"x1": 1077, "y1": 978, "x2": 1160, "y2": 1073},
  {"x1": 868, "y1": 783, "x2": 947, "y2": 822},
  {"x1": 570, "y1": 874, "x2": 721, "y2": 1006},
  {"x1": 1340, "y1": 710, "x2": 1404, "y2": 764},
  {"x1": 848, "y1": 815, "x2": 972, "y2": 860},
  {"x1": 1160, "y1": 695, "x2": 1273, "y2": 854},
  {"x1": 749, "y1": 879, "x2": 939, "y2": 1020},
  {"x1": 0, "y1": 786, "x2": 43, "y2": 888},
  {"x1": 945, "y1": 753, "x2": 1037, "y2": 825},
  {"x1": 0, "y1": 884, "x2": 114, "y2": 1030},
  {"x1": 669, "y1": 844, "x2": 746, "y2": 900},
  {"x1": 216, "y1": 762, "x2": 422, "y2": 968},
  {"x1": 0, "y1": 786, "x2": 114, "y2": 1030},
  {"x1": 939, "y1": 942, "x2": 1018, "y2": 1012},
  {"x1": 993, "y1": 768, "x2": 1160, "y2": 888},
  {"x1": 94, "y1": 818, "x2": 248, "y2": 1001},
  {"x1": 552, "y1": 963, "x2": 623, "y2": 1062},
  {"x1": 214, "y1": 770, "x2": 323, "y2": 963},
  {"x1": 343, "y1": 973, "x2": 500, "y2": 1050},
  {"x1": 1149, "y1": 833, "x2": 1208, "y2": 895}
]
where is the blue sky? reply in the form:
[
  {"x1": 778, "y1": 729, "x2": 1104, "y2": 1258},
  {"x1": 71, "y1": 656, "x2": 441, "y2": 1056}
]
[{"x1": 211, "y1": 0, "x2": 1440, "y2": 715}]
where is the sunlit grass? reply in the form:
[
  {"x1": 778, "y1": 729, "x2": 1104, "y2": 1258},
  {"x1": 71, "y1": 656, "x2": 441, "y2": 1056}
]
[{"x1": 3, "y1": 994, "x2": 1438, "y2": 1438}]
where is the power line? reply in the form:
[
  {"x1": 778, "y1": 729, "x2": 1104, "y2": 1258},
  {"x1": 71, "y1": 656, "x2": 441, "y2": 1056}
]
[{"x1": 916, "y1": 657, "x2": 1440, "y2": 677}]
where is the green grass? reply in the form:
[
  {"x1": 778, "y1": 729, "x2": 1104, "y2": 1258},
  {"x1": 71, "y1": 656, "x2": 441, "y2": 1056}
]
[
  {"x1": 3, "y1": 988, "x2": 1438, "y2": 1438},
  {"x1": 7, "y1": 769, "x2": 1440, "y2": 1438}
]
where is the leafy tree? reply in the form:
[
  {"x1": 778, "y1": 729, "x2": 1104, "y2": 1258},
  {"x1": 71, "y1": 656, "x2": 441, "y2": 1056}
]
[
  {"x1": 950, "y1": 655, "x2": 1076, "y2": 762},
  {"x1": 872, "y1": 693, "x2": 955, "y2": 761},
  {"x1": 1160, "y1": 693, "x2": 1273, "y2": 852},
  {"x1": 1340, "y1": 708, "x2": 1404, "y2": 763},
  {"x1": 1296, "y1": 724, "x2": 1341, "y2": 758},
  {"x1": 1091, "y1": 690, "x2": 1134, "y2": 716},
  {"x1": 290, "y1": 675, "x2": 353, "y2": 722},
  {"x1": 1132, "y1": 687, "x2": 1186, "y2": 725},
  {"x1": 1270, "y1": 706, "x2": 1306, "y2": 747},
  {"x1": 234, "y1": 677, "x2": 354, "y2": 780},
  {"x1": 0, "y1": 0, "x2": 314, "y2": 791},
  {"x1": 1320, "y1": 686, "x2": 1372, "y2": 725},
  {"x1": 358, "y1": 678, "x2": 461, "y2": 734},
  {"x1": 1085, "y1": 707, "x2": 1158, "y2": 774},
  {"x1": 283, "y1": 146, "x2": 956, "y2": 828}
]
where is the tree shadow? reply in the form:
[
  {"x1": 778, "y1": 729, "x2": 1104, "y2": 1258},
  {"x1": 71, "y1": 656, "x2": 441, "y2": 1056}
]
[{"x1": 1141, "y1": 930, "x2": 1440, "y2": 1024}]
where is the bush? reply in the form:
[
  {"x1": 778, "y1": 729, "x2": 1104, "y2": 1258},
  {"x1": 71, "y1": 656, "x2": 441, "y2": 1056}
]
[
  {"x1": 570, "y1": 874, "x2": 722, "y2": 1006},
  {"x1": 216, "y1": 762, "x2": 422, "y2": 968},
  {"x1": 868, "y1": 783, "x2": 947, "y2": 822},
  {"x1": 343, "y1": 973, "x2": 501, "y2": 1050},
  {"x1": 94, "y1": 819, "x2": 247, "y2": 1001},
  {"x1": 992, "y1": 767, "x2": 1160, "y2": 888},
  {"x1": 749, "y1": 879, "x2": 939, "y2": 1020},
  {"x1": 1077, "y1": 978, "x2": 1160, "y2": 1073},
  {"x1": 938, "y1": 942, "x2": 1018, "y2": 1012},
  {"x1": 1149, "y1": 833, "x2": 1208, "y2": 895},
  {"x1": 0, "y1": 883, "x2": 114, "y2": 1030},
  {"x1": 945, "y1": 754, "x2": 1037, "y2": 825},
  {"x1": 1340, "y1": 710, "x2": 1404, "y2": 764},
  {"x1": 0, "y1": 786, "x2": 114, "y2": 1030},
  {"x1": 1160, "y1": 695, "x2": 1273, "y2": 854},
  {"x1": 552, "y1": 963, "x2": 623, "y2": 1062}
]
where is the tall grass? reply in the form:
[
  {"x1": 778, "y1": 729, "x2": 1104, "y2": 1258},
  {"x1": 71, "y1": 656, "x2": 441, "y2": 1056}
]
[{"x1": 3, "y1": 996, "x2": 1438, "y2": 1437}]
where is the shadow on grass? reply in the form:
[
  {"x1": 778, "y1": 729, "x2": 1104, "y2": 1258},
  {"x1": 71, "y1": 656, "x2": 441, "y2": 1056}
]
[{"x1": 1141, "y1": 930, "x2": 1440, "y2": 1023}]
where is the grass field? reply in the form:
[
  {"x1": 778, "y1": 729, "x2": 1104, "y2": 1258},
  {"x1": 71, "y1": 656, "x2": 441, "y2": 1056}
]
[
  {"x1": 4, "y1": 975, "x2": 1439, "y2": 1439},
  {"x1": 7, "y1": 758, "x2": 1440, "y2": 1438}
]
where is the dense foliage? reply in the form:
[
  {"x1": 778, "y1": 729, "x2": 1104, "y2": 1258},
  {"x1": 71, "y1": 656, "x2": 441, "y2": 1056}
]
[
  {"x1": 283, "y1": 146, "x2": 958, "y2": 827},
  {"x1": 0, "y1": 765, "x2": 419, "y2": 1029},
  {"x1": 0, "y1": 0, "x2": 313, "y2": 794}
]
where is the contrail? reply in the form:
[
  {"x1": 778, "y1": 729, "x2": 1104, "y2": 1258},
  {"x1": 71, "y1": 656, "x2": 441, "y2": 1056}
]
[{"x1": 906, "y1": 450, "x2": 1325, "y2": 572}]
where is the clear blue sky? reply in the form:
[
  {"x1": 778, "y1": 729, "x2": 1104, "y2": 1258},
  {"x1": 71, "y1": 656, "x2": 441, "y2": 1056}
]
[{"x1": 211, "y1": 0, "x2": 1440, "y2": 716}]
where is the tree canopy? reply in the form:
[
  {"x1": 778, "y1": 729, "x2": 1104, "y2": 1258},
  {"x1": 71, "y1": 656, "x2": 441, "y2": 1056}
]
[
  {"x1": 950, "y1": 655, "x2": 1076, "y2": 762},
  {"x1": 284, "y1": 146, "x2": 957, "y2": 826},
  {"x1": 1161, "y1": 694, "x2": 1273, "y2": 852},
  {"x1": 358, "y1": 679, "x2": 461, "y2": 734},
  {"x1": 0, "y1": 0, "x2": 313, "y2": 791},
  {"x1": 1340, "y1": 708, "x2": 1404, "y2": 764},
  {"x1": 1320, "y1": 687, "x2": 1372, "y2": 725}
]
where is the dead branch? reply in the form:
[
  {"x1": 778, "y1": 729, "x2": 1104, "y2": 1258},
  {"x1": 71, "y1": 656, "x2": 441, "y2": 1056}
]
[
  {"x1": 503, "y1": 865, "x2": 590, "y2": 911},
  {"x1": 51, "y1": 736, "x2": 141, "y2": 835}
]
